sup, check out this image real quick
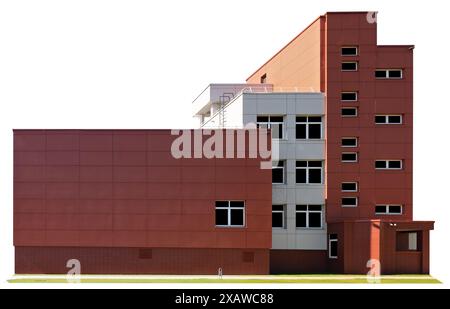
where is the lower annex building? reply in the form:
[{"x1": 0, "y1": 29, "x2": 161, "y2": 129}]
[{"x1": 14, "y1": 11, "x2": 433, "y2": 275}]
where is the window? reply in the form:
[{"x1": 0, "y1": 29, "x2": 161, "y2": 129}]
[
  {"x1": 341, "y1": 137, "x2": 358, "y2": 148},
  {"x1": 341, "y1": 62, "x2": 358, "y2": 71},
  {"x1": 341, "y1": 152, "x2": 358, "y2": 163},
  {"x1": 260, "y1": 74, "x2": 267, "y2": 84},
  {"x1": 296, "y1": 161, "x2": 323, "y2": 184},
  {"x1": 375, "y1": 69, "x2": 403, "y2": 79},
  {"x1": 272, "y1": 205, "x2": 286, "y2": 229},
  {"x1": 257, "y1": 116, "x2": 284, "y2": 139},
  {"x1": 375, "y1": 115, "x2": 403, "y2": 124},
  {"x1": 375, "y1": 205, "x2": 403, "y2": 215},
  {"x1": 397, "y1": 232, "x2": 420, "y2": 252},
  {"x1": 341, "y1": 107, "x2": 358, "y2": 117},
  {"x1": 375, "y1": 160, "x2": 403, "y2": 170},
  {"x1": 296, "y1": 205, "x2": 323, "y2": 229},
  {"x1": 341, "y1": 92, "x2": 358, "y2": 102},
  {"x1": 342, "y1": 197, "x2": 358, "y2": 207},
  {"x1": 329, "y1": 234, "x2": 338, "y2": 259},
  {"x1": 215, "y1": 201, "x2": 245, "y2": 227},
  {"x1": 272, "y1": 161, "x2": 285, "y2": 184},
  {"x1": 341, "y1": 46, "x2": 358, "y2": 56},
  {"x1": 341, "y1": 182, "x2": 358, "y2": 192},
  {"x1": 296, "y1": 116, "x2": 322, "y2": 139}
]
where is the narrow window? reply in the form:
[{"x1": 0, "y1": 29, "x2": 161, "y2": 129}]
[
  {"x1": 272, "y1": 161, "x2": 285, "y2": 184},
  {"x1": 341, "y1": 182, "x2": 358, "y2": 192},
  {"x1": 296, "y1": 205, "x2": 323, "y2": 229},
  {"x1": 341, "y1": 46, "x2": 358, "y2": 56},
  {"x1": 341, "y1": 137, "x2": 358, "y2": 148},
  {"x1": 341, "y1": 107, "x2": 358, "y2": 117},
  {"x1": 215, "y1": 201, "x2": 245, "y2": 227},
  {"x1": 272, "y1": 205, "x2": 286, "y2": 228},
  {"x1": 375, "y1": 160, "x2": 403, "y2": 170},
  {"x1": 296, "y1": 161, "x2": 323, "y2": 184},
  {"x1": 342, "y1": 62, "x2": 358, "y2": 71},
  {"x1": 341, "y1": 92, "x2": 358, "y2": 102},
  {"x1": 296, "y1": 116, "x2": 322, "y2": 140},
  {"x1": 257, "y1": 116, "x2": 284, "y2": 139},
  {"x1": 376, "y1": 69, "x2": 403, "y2": 79},
  {"x1": 260, "y1": 74, "x2": 267, "y2": 84},
  {"x1": 342, "y1": 152, "x2": 358, "y2": 163},
  {"x1": 329, "y1": 234, "x2": 338, "y2": 259},
  {"x1": 375, "y1": 115, "x2": 403, "y2": 124},
  {"x1": 342, "y1": 197, "x2": 358, "y2": 207}
]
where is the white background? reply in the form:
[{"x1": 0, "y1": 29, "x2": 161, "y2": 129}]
[{"x1": 1, "y1": 0, "x2": 449, "y2": 288}]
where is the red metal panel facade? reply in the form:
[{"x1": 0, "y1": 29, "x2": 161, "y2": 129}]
[{"x1": 14, "y1": 129, "x2": 272, "y2": 274}]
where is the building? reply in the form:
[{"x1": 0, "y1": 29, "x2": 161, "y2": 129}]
[{"x1": 14, "y1": 11, "x2": 433, "y2": 275}]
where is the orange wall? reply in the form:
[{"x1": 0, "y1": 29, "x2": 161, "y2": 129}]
[{"x1": 247, "y1": 16, "x2": 324, "y2": 92}]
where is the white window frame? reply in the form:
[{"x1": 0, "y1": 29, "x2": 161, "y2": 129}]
[
  {"x1": 375, "y1": 160, "x2": 403, "y2": 170},
  {"x1": 329, "y1": 234, "x2": 338, "y2": 259},
  {"x1": 272, "y1": 161, "x2": 285, "y2": 185},
  {"x1": 215, "y1": 201, "x2": 246, "y2": 228},
  {"x1": 296, "y1": 161, "x2": 324, "y2": 185},
  {"x1": 296, "y1": 116, "x2": 323, "y2": 140},
  {"x1": 341, "y1": 92, "x2": 358, "y2": 102},
  {"x1": 341, "y1": 152, "x2": 358, "y2": 163},
  {"x1": 341, "y1": 46, "x2": 358, "y2": 56},
  {"x1": 341, "y1": 61, "x2": 358, "y2": 72},
  {"x1": 375, "y1": 204, "x2": 403, "y2": 215},
  {"x1": 272, "y1": 205, "x2": 286, "y2": 229},
  {"x1": 257, "y1": 116, "x2": 284, "y2": 140},
  {"x1": 341, "y1": 107, "x2": 358, "y2": 117},
  {"x1": 341, "y1": 182, "x2": 358, "y2": 192},
  {"x1": 295, "y1": 205, "x2": 324, "y2": 229},
  {"x1": 341, "y1": 137, "x2": 358, "y2": 148},
  {"x1": 375, "y1": 115, "x2": 403, "y2": 125},
  {"x1": 342, "y1": 197, "x2": 358, "y2": 208},
  {"x1": 375, "y1": 69, "x2": 403, "y2": 79}
]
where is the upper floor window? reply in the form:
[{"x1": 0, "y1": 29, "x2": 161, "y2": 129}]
[
  {"x1": 296, "y1": 161, "x2": 323, "y2": 184},
  {"x1": 341, "y1": 107, "x2": 358, "y2": 117},
  {"x1": 341, "y1": 182, "x2": 358, "y2": 192},
  {"x1": 341, "y1": 152, "x2": 358, "y2": 163},
  {"x1": 272, "y1": 205, "x2": 286, "y2": 229},
  {"x1": 257, "y1": 116, "x2": 284, "y2": 139},
  {"x1": 375, "y1": 69, "x2": 403, "y2": 79},
  {"x1": 375, "y1": 160, "x2": 403, "y2": 170},
  {"x1": 375, "y1": 205, "x2": 403, "y2": 215},
  {"x1": 341, "y1": 92, "x2": 358, "y2": 102},
  {"x1": 341, "y1": 62, "x2": 358, "y2": 71},
  {"x1": 296, "y1": 116, "x2": 322, "y2": 140},
  {"x1": 341, "y1": 46, "x2": 358, "y2": 56},
  {"x1": 272, "y1": 161, "x2": 285, "y2": 184},
  {"x1": 215, "y1": 201, "x2": 245, "y2": 227},
  {"x1": 342, "y1": 197, "x2": 358, "y2": 207},
  {"x1": 341, "y1": 137, "x2": 358, "y2": 148},
  {"x1": 375, "y1": 115, "x2": 402, "y2": 124},
  {"x1": 296, "y1": 205, "x2": 323, "y2": 229}
]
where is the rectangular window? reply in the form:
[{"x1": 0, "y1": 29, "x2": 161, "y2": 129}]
[
  {"x1": 296, "y1": 116, "x2": 322, "y2": 140},
  {"x1": 296, "y1": 205, "x2": 323, "y2": 229},
  {"x1": 257, "y1": 116, "x2": 284, "y2": 139},
  {"x1": 341, "y1": 62, "x2": 358, "y2": 71},
  {"x1": 341, "y1": 46, "x2": 358, "y2": 56},
  {"x1": 296, "y1": 161, "x2": 323, "y2": 184},
  {"x1": 329, "y1": 234, "x2": 338, "y2": 259},
  {"x1": 272, "y1": 205, "x2": 286, "y2": 228},
  {"x1": 215, "y1": 201, "x2": 245, "y2": 227},
  {"x1": 341, "y1": 137, "x2": 358, "y2": 148},
  {"x1": 342, "y1": 152, "x2": 358, "y2": 163},
  {"x1": 375, "y1": 205, "x2": 403, "y2": 215},
  {"x1": 341, "y1": 182, "x2": 358, "y2": 192},
  {"x1": 342, "y1": 197, "x2": 358, "y2": 207},
  {"x1": 341, "y1": 107, "x2": 358, "y2": 117},
  {"x1": 341, "y1": 92, "x2": 358, "y2": 102},
  {"x1": 397, "y1": 232, "x2": 420, "y2": 252},
  {"x1": 272, "y1": 161, "x2": 285, "y2": 184},
  {"x1": 375, "y1": 69, "x2": 403, "y2": 79},
  {"x1": 375, "y1": 160, "x2": 403, "y2": 170},
  {"x1": 375, "y1": 115, "x2": 403, "y2": 124}
]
